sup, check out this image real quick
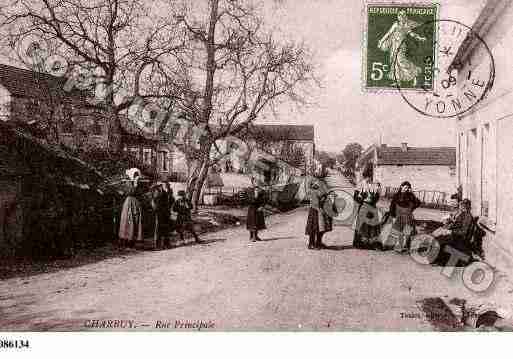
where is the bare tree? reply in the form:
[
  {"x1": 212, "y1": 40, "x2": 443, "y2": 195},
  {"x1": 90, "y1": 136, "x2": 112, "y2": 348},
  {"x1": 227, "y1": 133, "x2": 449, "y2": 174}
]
[
  {"x1": 0, "y1": 0, "x2": 187, "y2": 151},
  {"x1": 172, "y1": 0, "x2": 318, "y2": 210}
]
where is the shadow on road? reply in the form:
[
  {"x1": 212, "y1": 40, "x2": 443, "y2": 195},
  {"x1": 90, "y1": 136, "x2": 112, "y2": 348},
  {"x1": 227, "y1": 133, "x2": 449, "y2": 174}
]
[
  {"x1": 166, "y1": 237, "x2": 227, "y2": 249},
  {"x1": 259, "y1": 236, "x2": 296, "y2": 242},
  {"x1": 323, "y1": 245, "x2": 354, "y2": 251}
]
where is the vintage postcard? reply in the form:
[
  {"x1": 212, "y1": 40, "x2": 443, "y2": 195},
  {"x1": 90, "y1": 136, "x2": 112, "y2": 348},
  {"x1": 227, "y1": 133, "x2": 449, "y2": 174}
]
[{"x1": 0, "y1": 0, "x2": 512, "y2": 355}]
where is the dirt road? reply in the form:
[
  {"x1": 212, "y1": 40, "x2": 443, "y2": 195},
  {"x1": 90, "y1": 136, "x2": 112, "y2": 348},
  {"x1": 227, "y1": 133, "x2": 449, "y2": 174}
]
[{"x1": 1, "y1": 172, "x2": 509, "y2": 331}]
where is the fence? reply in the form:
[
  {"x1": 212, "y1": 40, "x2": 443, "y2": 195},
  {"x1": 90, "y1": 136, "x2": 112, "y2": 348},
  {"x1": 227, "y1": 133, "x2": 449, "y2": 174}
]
[
  {"x1": 382, "y1": 186, "x2": 456, "y2": 210},
  {"x1": 202, "y1": 186, "x2": 250, "y2": 206}
]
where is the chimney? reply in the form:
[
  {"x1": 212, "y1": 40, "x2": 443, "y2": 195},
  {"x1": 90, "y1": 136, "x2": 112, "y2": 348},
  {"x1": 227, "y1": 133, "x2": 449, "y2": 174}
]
[{"x1": 401, "y1": 142, "x2": 408, "y2": 152}]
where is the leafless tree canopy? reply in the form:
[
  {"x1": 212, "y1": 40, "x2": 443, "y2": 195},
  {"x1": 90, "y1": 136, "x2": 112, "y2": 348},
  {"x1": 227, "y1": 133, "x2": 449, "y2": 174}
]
[
  {"x1": 0, "y1": 0, "x2": 187, "y2": 114},
  {"x1": 174, "y1": 0, "x2": 317, "y2": 139},
  {"x1": 1, "y1": 0, "x2": 319, "y2": 208}
]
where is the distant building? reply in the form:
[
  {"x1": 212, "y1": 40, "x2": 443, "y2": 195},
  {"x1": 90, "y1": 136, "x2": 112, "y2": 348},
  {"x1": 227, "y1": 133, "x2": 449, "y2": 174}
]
[
  {"x1": 0, "y1": 63, "x2": 109, "y2": 151},
  {"x1": 356, "y1": 143, "x2": 457, "y2": 193},
  {"x1": 120, "y1": 115, "x2": 176, "y2": 181},
  {"x1": 450, "y1": 0, "x2": 513, "y2": 268},
  {"x1": 218, "y1": 124, "x2": 316, "y2": 178}
]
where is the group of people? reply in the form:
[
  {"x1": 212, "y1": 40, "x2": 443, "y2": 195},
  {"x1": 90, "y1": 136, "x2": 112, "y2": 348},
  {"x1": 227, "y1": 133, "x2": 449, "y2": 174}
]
[
  {"x1": 118, "y1": 171, "x2": 200, "y2": 250},
  {"x1": 353, "y1": 180, "x2": 421, "y2": 252},
  {"x1": 304, "y1": 177, "x2": 482, "y2": 263}
]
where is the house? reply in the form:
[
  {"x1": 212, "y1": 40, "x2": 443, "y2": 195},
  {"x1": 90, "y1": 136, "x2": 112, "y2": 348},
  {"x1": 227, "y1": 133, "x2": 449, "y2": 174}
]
[
  {"x1": 0, "y1": 63, "x2": 109, "y2": 151},
  {"x1": 120, "y1": 115, "x2": 176, "y2": 181},
  {"x1": 356, "y1": 143, "x2": 457, "y2": 193},
  {"x1": 219, "y1": 124, "x2": 316, "y2": 177},
  {"x1": 449, "y1": 0, "x2": 513, "y2": 268}
]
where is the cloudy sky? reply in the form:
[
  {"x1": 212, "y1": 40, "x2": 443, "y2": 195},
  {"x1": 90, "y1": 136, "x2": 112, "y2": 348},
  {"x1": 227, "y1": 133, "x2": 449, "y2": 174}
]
[{"x1": 262, "y1": 0, "x2": 488, "y2": 152}]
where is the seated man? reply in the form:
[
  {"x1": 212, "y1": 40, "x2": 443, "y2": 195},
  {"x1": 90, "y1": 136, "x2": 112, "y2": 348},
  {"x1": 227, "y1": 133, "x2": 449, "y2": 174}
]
[
  {"x1": 432, "y1": 198, "x2": 474, "y2": 264},
  {"x1": 433, "y1": 199, "x2": 473, "y2": 240}
]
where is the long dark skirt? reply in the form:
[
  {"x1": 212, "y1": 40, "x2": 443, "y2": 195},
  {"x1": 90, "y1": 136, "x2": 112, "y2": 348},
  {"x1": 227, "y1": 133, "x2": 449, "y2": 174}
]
[
  {"x1": 305, "y1": 208, "x2": 320, "y2": 235},
  {"x1": 353, "y1": 203, "x2": 381, "y2": 249},
  {"x1": 305, "y1": 208, "x2": 332, "y2": 235},
  {"x1": 247, "y1": 205, "x2": 266, "y2": 231}
]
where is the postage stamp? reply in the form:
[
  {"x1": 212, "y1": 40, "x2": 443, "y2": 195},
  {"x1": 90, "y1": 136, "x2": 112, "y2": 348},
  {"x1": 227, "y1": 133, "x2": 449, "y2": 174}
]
[{"x1": 364, "y1": 2, "x2": 439, "y2": 91}]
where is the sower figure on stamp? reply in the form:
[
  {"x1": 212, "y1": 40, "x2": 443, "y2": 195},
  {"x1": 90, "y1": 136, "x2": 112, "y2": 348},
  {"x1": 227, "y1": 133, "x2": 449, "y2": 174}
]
[
  {"x1": 173, "y1": 190, "x2": 201, "y2": 244},
  {"x1": 378, "y1": 10, "x2": 426, "y2": 87}
]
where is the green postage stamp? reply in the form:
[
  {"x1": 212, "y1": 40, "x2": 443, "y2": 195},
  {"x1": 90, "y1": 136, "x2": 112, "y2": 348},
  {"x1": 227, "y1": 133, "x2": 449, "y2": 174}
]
[{"x1": 364, "y1": 3, "x2": 439, "y2": 91}]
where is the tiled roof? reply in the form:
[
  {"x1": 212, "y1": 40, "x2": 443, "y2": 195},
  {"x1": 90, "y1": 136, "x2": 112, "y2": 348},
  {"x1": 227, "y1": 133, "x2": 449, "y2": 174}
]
[
  {"x1": 247, "y1": 124, "x2": 315, "y2": 141},
  {"x1": 376, "y1": 146, "x2": 456, "y2": 166},
  {"x1": 0, "y1": 63, "x2": 89, "y2": 101}
]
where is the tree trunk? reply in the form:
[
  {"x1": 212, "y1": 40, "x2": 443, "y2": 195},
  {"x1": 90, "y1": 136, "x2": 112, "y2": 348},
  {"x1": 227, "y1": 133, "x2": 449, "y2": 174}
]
[
  {"x1": 108, "y1": 105, "x2": 123, "y2": 153},
  {"x1": 191, "y1": 157, "x2": 210, "y2": 212}
]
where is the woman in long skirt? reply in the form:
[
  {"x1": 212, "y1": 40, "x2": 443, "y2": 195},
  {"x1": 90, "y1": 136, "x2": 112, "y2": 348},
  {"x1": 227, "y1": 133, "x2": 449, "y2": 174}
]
[
  {"x1": 247, "y1": 186, "x2": 267, "y2": 242},
  {"x1": 305, "y1": 182, "x2": 333, "y2": 250},
  {"x1": 118, "y1": 179, "x2": 143, "y2": 249},
  {"x1": 353, "y1": 178, "x2": 382, "y2": 249},
  {"x1": 388, "y1": 181, "x2": 421, "y2": 252}
]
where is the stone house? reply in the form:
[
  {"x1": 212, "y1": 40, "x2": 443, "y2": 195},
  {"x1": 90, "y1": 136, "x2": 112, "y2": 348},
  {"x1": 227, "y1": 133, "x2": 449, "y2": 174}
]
[
  {"x1": 120, "y1": 115, "x2": 176, "y2": 181},
  {"x1": 356, "y1": 143, "x2": 457, "y2": 194},
  {"x1": 0, "y1": 63, "x2": 109, "y2": 151}
]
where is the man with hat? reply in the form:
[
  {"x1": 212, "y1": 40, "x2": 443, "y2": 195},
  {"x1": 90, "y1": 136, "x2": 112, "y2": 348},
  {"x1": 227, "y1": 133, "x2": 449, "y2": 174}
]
[{"x1": 172, "y1": 190, "x2": 201, "y2": 244}]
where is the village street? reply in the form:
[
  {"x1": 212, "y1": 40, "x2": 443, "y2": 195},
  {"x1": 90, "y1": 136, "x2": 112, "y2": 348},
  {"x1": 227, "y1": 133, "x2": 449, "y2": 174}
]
[{"x1": 1, "y1": 171, "x2": 510, "y2": 331}]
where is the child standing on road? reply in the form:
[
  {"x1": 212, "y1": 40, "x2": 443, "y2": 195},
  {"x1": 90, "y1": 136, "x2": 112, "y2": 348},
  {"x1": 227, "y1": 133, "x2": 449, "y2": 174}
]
[{"x1": 173, "y1": 190, "x2": 201, "y2": 244}]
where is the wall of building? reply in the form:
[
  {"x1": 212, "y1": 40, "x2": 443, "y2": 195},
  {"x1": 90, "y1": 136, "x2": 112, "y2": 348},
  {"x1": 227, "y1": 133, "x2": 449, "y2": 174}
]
[
  {"x1": 172, "y1": 146, "x2": 189, "y2": 178},
  {"x1": 455, "y1": 2, "x2": 513, "y2": 267},
  {"x1": 374, "y1": 164, "x2": 457, "y2": 193}
]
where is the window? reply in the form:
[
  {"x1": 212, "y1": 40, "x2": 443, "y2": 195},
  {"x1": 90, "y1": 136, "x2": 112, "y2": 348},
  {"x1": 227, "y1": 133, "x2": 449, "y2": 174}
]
[
  {"x1": 91, "y1": 119, "x2": 102, "y2": 136},
  {"x1": 129, "y1": 147, "x2": 140, "y2": 160},
  {"x1": 481, "y1": 123, "x2": 492, "y2": 218},
  {"x1": 160, "y1": 151, "x2": 169, "y2": 172},
  {"x1": 449, "y1": 166, "x2": 456, "y2": 177},
  {"x1": 143, "y1": 148, "x2": 152, "y2": 165}
]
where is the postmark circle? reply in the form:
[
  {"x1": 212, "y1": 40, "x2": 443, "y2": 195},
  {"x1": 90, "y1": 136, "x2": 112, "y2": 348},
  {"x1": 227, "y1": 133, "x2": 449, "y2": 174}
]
[{"x1": 395, "y1": 19, "x2": 495, "y2": 119}]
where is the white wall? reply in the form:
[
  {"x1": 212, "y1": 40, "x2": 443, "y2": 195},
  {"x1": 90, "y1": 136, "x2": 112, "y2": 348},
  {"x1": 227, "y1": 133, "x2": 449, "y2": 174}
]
[
  {"x1": 454, "y1": 2, "x2": 513, "y2": 267},
  {"x1": 0, "y1": 84, "x2": 11, "y2": 122},
  {"x1": 374, "y1": 165, "x2": 457, "y2": 193},
  {"x1": 171, "y1": 146, "x2": 189, "y2": 175}
]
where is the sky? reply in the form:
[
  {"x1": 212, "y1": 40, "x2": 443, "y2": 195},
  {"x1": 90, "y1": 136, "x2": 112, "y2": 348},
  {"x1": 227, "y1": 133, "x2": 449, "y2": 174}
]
[
  {"x1": 0, "y1": 0, "x2": 487, "y2": 153},
  {"x1": 260, "y1": 0, "x2": 488, "y2": 152}
]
